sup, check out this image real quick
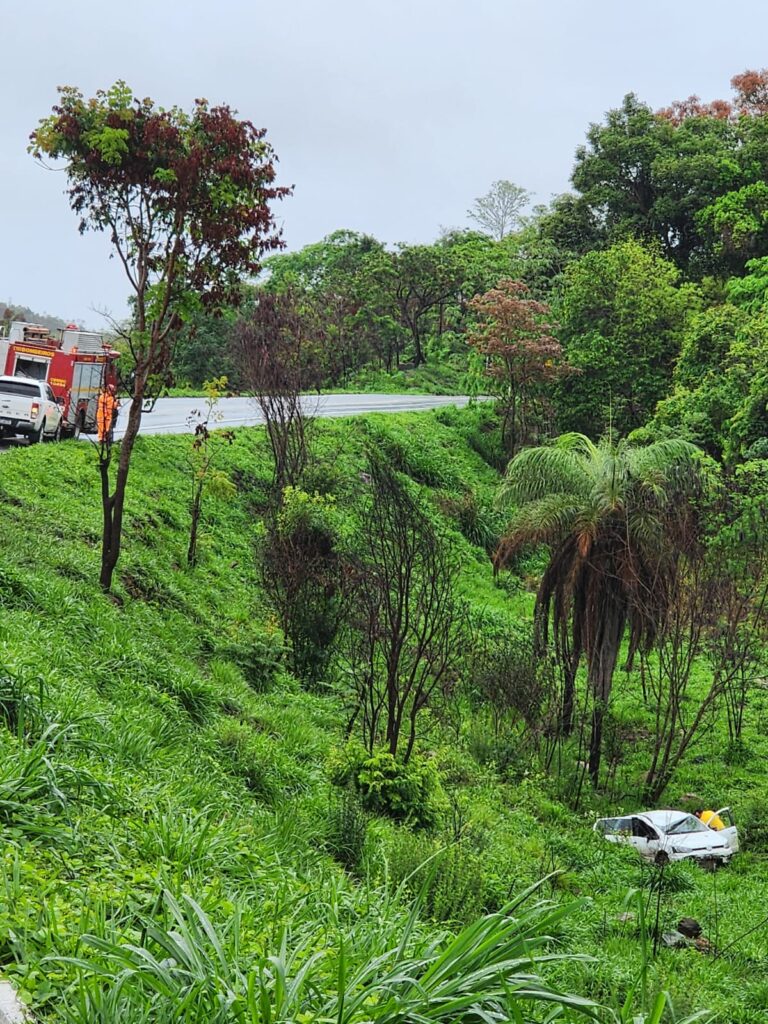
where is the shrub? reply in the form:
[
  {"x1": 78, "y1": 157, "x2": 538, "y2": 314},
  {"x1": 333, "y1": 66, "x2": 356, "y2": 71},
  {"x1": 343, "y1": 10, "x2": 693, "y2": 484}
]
[
  {"x1": 382, "y1": 828, "x2": 486, "y2": 924},
  {"x1": 215, "y1": 719, "x2": 306, "y2": 803},
  {"x1": 211, "y1": 634, "x2": 283, "y2": 693},
  {"x1": 740, "y1": 796, "x2": 768, "y2": 852},
  {"x1": 324, "y1": 786, "x2": 368, "y2": 870},
  {"x1": 329, "y1": 742, "x2": 444, "y2": 829},
  {"x1": 261, "y1": 487, "x2": 348, "y2": 687}
]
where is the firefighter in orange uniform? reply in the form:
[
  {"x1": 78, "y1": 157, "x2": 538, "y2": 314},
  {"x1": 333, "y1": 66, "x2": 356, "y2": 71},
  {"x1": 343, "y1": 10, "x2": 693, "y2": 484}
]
[{"x1": 96, "y1": 383, "x2": 120, "y2": 443}]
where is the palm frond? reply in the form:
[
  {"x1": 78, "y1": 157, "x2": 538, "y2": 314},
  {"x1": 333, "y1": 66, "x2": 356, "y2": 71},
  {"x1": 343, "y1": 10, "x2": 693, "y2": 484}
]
[
  {"x1": 494, "y1": 495, "x2": 583, "y2": 569},
  {"x1": 498, "y1": 446, "x2": 592, "y2": 507},
  {"x1": 625, "y1": 439, "x2": 702, "y2": 493}
]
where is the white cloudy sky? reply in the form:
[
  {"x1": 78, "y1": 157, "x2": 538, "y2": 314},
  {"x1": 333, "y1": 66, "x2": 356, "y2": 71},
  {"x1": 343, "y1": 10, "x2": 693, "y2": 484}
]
[{"x1": 2, "y1": 0, "x2": 767, "y2": 326}]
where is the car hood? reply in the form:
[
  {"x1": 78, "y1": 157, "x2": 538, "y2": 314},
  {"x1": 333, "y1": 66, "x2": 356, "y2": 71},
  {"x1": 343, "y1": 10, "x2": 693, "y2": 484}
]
[{"x1": 666, "y1": 832, "x2": 729, "y2": 851}]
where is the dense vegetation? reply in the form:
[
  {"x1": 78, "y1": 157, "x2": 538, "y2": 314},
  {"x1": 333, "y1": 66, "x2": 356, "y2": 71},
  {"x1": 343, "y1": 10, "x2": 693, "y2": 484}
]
[
  {"x1": 172, "y1": 73, "x2": 768, "y2": 471},
  {"x1": 0, "y1": 410, "x2": 766, "y2": 1024},
  {"x1": 5, "y1": 67, "x2": 768, "y2": 1021}
]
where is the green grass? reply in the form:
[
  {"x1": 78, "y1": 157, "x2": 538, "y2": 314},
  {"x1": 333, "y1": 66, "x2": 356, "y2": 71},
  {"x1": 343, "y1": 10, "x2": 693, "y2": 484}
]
[{"x1": 0, "y1": 407, "x2": 764, "y2": 1021}]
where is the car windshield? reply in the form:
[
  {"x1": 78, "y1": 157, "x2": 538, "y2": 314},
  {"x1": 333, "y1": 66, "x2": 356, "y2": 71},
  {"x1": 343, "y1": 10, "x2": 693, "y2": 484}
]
[
  {"x1": 664, "y1": 815, "x2": 710, "y2": 836},
  {"x1": 0, "y1": 380, "x2": 39, "y2": 397}
]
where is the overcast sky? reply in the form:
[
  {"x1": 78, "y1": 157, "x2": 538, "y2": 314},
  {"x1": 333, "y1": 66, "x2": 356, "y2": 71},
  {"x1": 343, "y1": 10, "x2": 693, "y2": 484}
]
[{"x1": 3, "y1": 0, "x2": 768, "y2": 327}]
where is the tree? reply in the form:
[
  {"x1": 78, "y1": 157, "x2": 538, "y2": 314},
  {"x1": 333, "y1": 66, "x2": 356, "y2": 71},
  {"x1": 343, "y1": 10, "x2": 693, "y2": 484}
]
[
  {"x1": 639, "y1": 478, "x2": 768, "y2": 801},
  {"x1": 571, "y1": 93, "x2": 741, "y2": 274},
  {"x1": 173, "y1": 309, "x2": 243, "y2": 390},
  {"x1": 345, "y1": 455, "x2": 466, "y2": 761},
  {"x1": 467, "y1": 279, "x2": 568, "y2": 453},
  {"x1": 383, "y1": 245, "x2": 464, "y2": 367},
  {"x1": 495, "y1": 432, "x2": 705, "y2": 787},
  {"x1": 467, "y1": 180, "x2": 530, "y2": 240},
  {"x1": 186, "y1": 377, "x2": 235, "y2": 568},
  {"x1": 31, "y1": 82, "x2": 288, "y2": 591},
  {"x1": 555, "y1": 240, "x2": 695, "y2": 437},
  {"x1": 232, "y1": 290, "x2": 324, "y2": 495},
  {"x1": 652, "y1": 304, "x2": 751, "y2": 459}
]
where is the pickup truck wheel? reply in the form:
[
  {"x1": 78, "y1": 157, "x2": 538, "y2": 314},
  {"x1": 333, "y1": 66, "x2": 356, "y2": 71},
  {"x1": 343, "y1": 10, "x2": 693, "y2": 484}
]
[
  {"x1": 49, "y1": 420, "x2": 62, "y2": 443},
  {"x1": 655, "y1": 851, "x2": 670, "y2": 867},
  {"x1": 72, "y1": 415, "x2": 83, "y2": 441},
  {"x1": 30, "y1": 421, "x2": 45, "y2": 445}
]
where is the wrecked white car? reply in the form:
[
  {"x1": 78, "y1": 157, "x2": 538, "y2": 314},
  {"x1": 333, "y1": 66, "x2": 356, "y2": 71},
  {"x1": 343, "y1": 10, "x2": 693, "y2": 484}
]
[{"x1": 594, "y1": 809, "x2": 739, "y2": 865}]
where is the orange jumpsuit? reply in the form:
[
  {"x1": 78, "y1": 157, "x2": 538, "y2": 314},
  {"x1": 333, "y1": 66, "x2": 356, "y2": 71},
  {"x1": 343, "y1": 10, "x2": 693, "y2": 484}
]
[{"x1": 96, "y1": 391, "x2": 118, "y2": 442}]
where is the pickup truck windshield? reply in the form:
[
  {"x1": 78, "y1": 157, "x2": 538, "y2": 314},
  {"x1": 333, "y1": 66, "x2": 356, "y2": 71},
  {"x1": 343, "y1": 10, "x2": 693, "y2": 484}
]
[{"x1": 0, "y1": 381, "x2": 40, "y2": 398}]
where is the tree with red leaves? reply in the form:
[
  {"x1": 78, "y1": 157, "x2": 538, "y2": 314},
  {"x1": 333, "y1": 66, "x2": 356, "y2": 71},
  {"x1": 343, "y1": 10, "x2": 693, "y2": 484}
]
[
  {"x1": 467, "y1": 279, "x2": 568, "y2": 454},
  {"x1": 658, "y1": 68, "x2": 768, "y2": 124},
  {"x1": 31, "y1": 82, "x2": 289, "y2": 591}
]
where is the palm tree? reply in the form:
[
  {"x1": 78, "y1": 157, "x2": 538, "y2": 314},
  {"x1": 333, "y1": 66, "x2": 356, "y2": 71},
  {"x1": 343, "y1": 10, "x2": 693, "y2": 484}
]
[{"x1": 495, "y1": 432, "x2": 705, "y2": 787}]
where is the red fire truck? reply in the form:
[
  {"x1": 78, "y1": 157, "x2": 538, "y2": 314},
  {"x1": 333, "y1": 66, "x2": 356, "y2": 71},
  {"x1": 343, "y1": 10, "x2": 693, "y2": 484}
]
[{"x1": 0, "y1": 321, "x2": 120, "y2": 438}]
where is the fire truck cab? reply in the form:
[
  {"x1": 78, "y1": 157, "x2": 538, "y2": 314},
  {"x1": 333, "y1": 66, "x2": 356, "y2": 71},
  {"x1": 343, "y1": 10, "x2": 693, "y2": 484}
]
[{"x1": 0, "y1": 321, "x2": 120, "y2": 438}]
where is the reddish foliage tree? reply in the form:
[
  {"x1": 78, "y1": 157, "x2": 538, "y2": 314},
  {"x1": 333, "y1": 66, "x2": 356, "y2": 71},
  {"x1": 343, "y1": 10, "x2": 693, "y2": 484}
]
[
  {"x1": 467, "y1": 279, "x2": 569, "y2": 453},
  {"x1": 658, "y1": 68, "x2": 768, "y2": 123},
  {"x1": 657, "y1": 95, "x2": 733, "y2": 125},
  {"x1": 732, "y1": 69, "x2": 768, "y2": 115},
  {"x1": 31, "y1": 82, "x2": 289, "y2": 590}
]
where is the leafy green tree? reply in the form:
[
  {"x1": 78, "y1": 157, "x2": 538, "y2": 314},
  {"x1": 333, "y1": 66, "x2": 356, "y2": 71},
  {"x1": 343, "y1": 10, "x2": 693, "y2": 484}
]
[
  {"x1": 652, "y1": 304, "x2": 749, "y2": 457},
  {"x1": 572, "y1": 94, "x2": 672, "y2": 244},
  {"x1": 31, "y1": 81, "x2": 288, "y2": 590},
  {"x1": 556, "y1": 240, "x2": 696, "y2": 437},
  {"x1": 495, "y1": 432, "x2": 705, "y2": 786},
  {"x1": 385, "y1": 245, "x2": 464, "y2": 367},
  {"x1": 173, "y1": 308, "x2": 243, "y2": 389},
  {"x1": 525, "y1": 195, "x2": 606, "y2": 284},
  {"x1": 569, "y1": 92, "x2": 746, "y2": 275},
  {"x1": 263, "y1": 229, "x2": 384, "y2": 294}
]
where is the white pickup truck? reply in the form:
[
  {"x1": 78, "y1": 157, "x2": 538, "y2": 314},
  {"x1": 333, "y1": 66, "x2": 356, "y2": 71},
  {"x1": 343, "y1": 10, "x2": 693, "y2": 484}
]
[{"x1": 0, "y1": 376, "x2": 63, "y2": 443}]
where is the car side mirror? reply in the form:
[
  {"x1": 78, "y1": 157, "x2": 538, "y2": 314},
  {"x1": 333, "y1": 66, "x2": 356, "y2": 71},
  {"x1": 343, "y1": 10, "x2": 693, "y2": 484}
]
[{"x1": 56, "y1": 397, "x2": 66, "y2": 406}]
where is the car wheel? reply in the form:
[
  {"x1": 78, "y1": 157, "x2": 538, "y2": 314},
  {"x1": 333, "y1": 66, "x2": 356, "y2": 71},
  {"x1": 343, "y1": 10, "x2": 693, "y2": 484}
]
[
  {"x1": 51, "y1": 420, "x2": 62, "y2": 443},
  {"x1": 655, "y1": 851, "x2": 670, "y2": 867},
  {"x1": 30, "y1": 421, "x2": 45, "y2": 445}
]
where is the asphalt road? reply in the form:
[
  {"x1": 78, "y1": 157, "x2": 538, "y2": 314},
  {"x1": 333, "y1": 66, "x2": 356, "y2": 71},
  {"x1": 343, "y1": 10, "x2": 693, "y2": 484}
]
[
  {"x1": 112, "y1": 393, "x2": 474, "y2": 439},
  {"x1": 0, "y1": 394, "x2": 474, "y2": 449}
]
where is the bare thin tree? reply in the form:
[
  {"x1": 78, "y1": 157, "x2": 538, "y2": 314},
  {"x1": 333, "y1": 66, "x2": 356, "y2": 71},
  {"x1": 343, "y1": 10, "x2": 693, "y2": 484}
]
[
  {"x1": 467, "y1": 180, "x2": 531, "y2": 240},
  {"x1": 233, "y1": 290, "x2": 324, "y2": 495},
  {"x1": 344, "y1": 455, "x2": 467, "y2": 760}
]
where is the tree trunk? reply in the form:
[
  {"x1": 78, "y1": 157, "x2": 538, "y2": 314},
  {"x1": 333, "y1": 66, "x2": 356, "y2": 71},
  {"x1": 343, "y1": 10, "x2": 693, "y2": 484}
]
[
  {"x1": 99, "y1": 396, "x2": 143, "y2": 591},
  {"x1": 587, "y1": 608, "x2": 624, "y2": 787},
  {"x1": 412, "y1": 324, "x2": 424, "y2": 367},
  {"x1": 561, "y1": 659, "x2": 576, "y2": 738},
  {"x1": 187, "y1": 481, "x2": 203, "y2": 567}
]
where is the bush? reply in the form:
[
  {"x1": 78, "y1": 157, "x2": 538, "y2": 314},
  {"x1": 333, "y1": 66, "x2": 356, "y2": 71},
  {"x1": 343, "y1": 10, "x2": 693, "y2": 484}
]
[
  {"x1": 261, "y1": 487, "x2": 347, "y2": 687},
  {"x1": 740, "y1": 796, "x2": 768, "y2": 852},
  {"x1": 329, "y1": 742, "x2": 444, "y2": 829},
  {"x1": 324, "y1": 786, "x2": 368, "y2": 870},
  {"x1": 382, "y1": 828, "x2": 486, "y2": 924},
  {"x1": 215, "y1": 719, "x2": 309, "y2": 803}
]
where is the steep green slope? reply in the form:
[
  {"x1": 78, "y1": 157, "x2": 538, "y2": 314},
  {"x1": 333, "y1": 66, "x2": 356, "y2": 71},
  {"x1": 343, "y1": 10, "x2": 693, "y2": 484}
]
[{"x1": 0, "y1": 407, "x2": 765, "y2": 1022}]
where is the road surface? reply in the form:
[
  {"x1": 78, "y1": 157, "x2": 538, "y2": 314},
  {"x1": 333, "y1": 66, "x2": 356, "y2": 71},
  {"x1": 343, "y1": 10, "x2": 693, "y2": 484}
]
[
  {"x1": 112, "y1": 393, "x2": 474, "y2": 439},
  {"x1": 0, "y1": 394, "x2": 475, "y2": 449}
]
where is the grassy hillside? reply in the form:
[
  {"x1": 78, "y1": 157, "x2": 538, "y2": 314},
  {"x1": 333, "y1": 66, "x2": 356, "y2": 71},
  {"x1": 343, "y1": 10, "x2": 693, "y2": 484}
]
[{"x1": 0, "y1": 407, "x2": 766, "y2": 1022}]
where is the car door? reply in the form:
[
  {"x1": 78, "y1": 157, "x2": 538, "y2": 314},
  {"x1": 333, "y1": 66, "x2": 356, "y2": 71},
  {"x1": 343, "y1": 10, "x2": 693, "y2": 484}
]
[
  {"x1": 44, "y1": 385, "x2": 60, "y2": 431},
  {"x1": 629, "y1": 817, "x2": 661, "y2": 859},
  {"x1": 715, "y1": 807, "x2": 739, "y2": 853}
]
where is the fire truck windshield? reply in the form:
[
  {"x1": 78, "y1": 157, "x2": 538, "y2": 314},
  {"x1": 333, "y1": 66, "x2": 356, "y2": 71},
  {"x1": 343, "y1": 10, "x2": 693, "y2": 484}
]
[{"x1": 14, "y1": 357, "x2": 49, "y2": 381}]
